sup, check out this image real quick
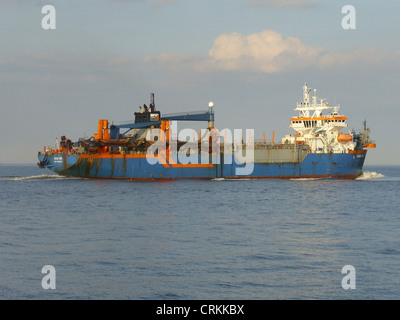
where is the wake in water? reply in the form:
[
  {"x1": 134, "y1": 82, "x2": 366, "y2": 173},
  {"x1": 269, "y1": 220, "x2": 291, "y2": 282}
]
[
  {"x1": 356, "y1": 171, "x2": 385, "y2": 180},
  {"x1": 0, "y1": 172, "x2": 385, "y2": 181},
  {"x1": 290, "y1": 178, "x2": 322, "y2": 181},
  {"x1": 212, "y1": 178, "x2": 251, "y2": 181},
  {"x1": 0, "y1": 174, "x2": 68, "y2": 181}
]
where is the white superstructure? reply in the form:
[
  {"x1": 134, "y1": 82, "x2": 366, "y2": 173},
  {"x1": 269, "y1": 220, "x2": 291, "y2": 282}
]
[{"x1": 282, "y1": 83, "x2": 355, "y2": 153}]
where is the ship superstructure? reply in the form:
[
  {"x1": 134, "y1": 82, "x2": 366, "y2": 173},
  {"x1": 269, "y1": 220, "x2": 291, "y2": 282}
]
[{"x1": 282, "y1": 83, "x2": 366, "y2": 154}]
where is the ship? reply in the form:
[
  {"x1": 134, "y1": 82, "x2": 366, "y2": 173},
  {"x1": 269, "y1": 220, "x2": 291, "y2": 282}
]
[{"x1": 37, "y1": 83, "x2": 376, "y2": 180}]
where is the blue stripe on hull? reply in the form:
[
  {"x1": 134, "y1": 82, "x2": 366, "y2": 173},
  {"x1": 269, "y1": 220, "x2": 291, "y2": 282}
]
[{"x1": 38, "y1": 152, "x2": 366, "y2": 179}]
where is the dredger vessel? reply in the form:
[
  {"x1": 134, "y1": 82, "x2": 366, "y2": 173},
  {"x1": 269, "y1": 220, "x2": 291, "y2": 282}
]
[{"x1": 37, "y1": 83, "x2": 375, "y2": 179}]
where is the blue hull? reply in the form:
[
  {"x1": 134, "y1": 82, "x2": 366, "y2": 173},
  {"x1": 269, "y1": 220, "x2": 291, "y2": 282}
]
[{"x1": 38, "y1": 152, "x2": 366, "y2": 179}]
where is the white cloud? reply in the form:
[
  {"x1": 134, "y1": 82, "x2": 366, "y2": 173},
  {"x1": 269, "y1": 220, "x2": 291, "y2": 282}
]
[
  {"x1": 143, "y1": 53, "x2": 195, "y2": 65},
  {"x1": 317, "y1": 47, "x2": 400, "y2": 69},
  {"x1": 0, "y1": 53, "x2": 134, "y2": 85},
  {"x1": 143, "y1": 29, "x2": 400, "y2": 75},
  {"x1": 199, "y1": 30, "x2": 325, "y2": 73}
]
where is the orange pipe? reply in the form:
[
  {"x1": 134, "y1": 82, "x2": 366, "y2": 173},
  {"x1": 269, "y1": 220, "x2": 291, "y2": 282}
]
[
  {"x1": 97, "y1": 120, "x2": 103, "y2": 140},
  {"x1": 103, "y1": 120, "x2": 110, "y2": 141},
  {"x1": 160, "y1": 120, "x2": 169, "y2": 161}
]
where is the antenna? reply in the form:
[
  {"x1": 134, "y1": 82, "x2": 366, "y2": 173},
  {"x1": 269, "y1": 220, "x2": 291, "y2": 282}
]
[{"x1": 150, "y1": 93, "x2": 155, "y2": 110}]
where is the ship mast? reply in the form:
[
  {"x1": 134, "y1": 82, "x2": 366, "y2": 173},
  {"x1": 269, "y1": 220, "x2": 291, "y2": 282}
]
[{"x1": 285, "y1": 83, "x2": 355, "y2": 154}]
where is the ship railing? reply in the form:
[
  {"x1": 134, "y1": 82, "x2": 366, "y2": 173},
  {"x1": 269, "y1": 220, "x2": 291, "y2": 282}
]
[
  {"x1": 161, "y1": 110, "x2": 211, "y2": 118},
  {"x1": 118, "y1": 119, "x2": 136, "y2": 125}
]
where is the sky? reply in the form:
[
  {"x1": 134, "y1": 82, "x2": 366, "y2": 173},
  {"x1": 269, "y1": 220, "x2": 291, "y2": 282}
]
[{"x1": 0, "y1": 0, "x2": 399, "y2": 165}]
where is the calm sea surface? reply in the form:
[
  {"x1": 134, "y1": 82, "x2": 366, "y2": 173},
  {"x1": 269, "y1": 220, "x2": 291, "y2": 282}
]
[{"x1": 0, "y1": 164, "x2": 399, "y2": 300}]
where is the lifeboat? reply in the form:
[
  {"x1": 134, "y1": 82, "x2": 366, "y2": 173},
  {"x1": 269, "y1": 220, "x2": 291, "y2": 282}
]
[{"x1": 337, "y1": 133, "x2": 352, "y2": 142}]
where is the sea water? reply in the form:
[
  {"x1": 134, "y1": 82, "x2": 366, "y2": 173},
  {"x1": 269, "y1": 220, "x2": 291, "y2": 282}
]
[{"x1": 0, "y1": 164, "x2": 399, "y2": 299}]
